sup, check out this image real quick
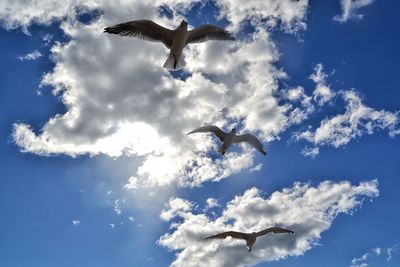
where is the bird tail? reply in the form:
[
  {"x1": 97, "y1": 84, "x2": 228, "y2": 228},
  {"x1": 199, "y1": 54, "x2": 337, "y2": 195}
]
[{"x1": 163, "y1": 52, "x2": 185, "y2": 70}]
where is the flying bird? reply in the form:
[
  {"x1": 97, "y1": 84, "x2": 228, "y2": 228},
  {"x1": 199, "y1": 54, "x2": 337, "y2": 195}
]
[
  {"x1": 104, "y1": 19, "x2": 235, "y2": 70},
  {"x1": 205, "y1": 227, "x2": 294, "y2": 252},
  {"x1": 187, "y1": 125, "x2": 266, "y2": 156}
]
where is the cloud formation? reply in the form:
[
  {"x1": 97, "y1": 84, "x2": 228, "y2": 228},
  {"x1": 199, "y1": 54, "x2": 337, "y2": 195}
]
[
  {"x1": 158, "y1": 179, "x2": 379, "y2": 267},
  {"x1": 295, "y1": 90, "x2": 399, "y2": 148},
  {"x1": 18, "y1": 50, "x2": 43, "y2": 61},
  {"x1": 4, "y1": 1, "x2": 397, "y2": 186},
  {"x1": 350, "y1": 245, "x2": 398, "y2": 267},
  {"x1": 7, "y1": 0, "x2": 312, "y2": 188},
  {"x1": 0, "y1": 0, "x2": 100, "y2": 33},
  {"x1": 334, "y1": 0, "x2": 375, "y2": 23},
  {"x1": 309, "y1": 63, "x2": 335, "y2": 106}
]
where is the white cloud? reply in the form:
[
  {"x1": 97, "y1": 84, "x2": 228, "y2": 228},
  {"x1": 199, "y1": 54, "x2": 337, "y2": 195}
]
[
  {"x1": 72, "y1": 219, "x2": 80, "y2": 225},
  {"x1": 128, "y1": 216, "x2": 135, "y2": 222},
  {"x1": 18, "y1": 50, "x2": 42, "y2": 61},
  {"x1": 42, "y1": 33, "x2": 53, "y2": 45},
  {"x1": 114, "y1": 198, "x2": 124, "y2": 215},
  {"x1": 216, "y1": 0, "x2": 309, "y2": 32},
  {"x1": 301, "y1": 146, "x2": 319, "y2": 158},
  {"x1": 124, "y1": 176, "x2": 139, "y2": 190},
  {"x1": 350, "y1": 245, "x2": 398, "y2": 267},
  {"x1": 334, "y1": 0, "x2": 375, "y2": 23},
  {"x1": 281, "y1": 86, "x2": 315, "y2": 126},
  {"x1": 249, "y1": 163, "x2": 262, "y2": 173},
  {"x1": 0, "y1": 0, "x2": 100, "y2": 34},
  {"x1": 386, "y1": 245, "x2": 398, "y2": 261},
  {"x1": 160, "y1": 197, "x2": 194, "y2": 221},
  {"x1": 7, "y1": 0, "x2": 313, "y2": 188},
  {"x1": 295, "y1": 90, "x2": 399, "y2": 148},
  {"x1": 206, "y1": 198, "x2": 220, "y2": 209},
  {"x1": 158, "y1": 179, "x2": 379, "y2": 267},
  {"x1": 309, "y1": 63, "x2": 335, "y2": 106}
]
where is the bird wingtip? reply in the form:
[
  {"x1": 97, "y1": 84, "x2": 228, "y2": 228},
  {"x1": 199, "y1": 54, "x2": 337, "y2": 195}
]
[{"x1": 103, "y1": 27, "x2": 112, "y2": 33}]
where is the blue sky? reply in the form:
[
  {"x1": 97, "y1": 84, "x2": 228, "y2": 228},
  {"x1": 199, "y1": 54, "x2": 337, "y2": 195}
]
[{"x1": 0, "y1": 0, "x2": 399, "y2": 266}]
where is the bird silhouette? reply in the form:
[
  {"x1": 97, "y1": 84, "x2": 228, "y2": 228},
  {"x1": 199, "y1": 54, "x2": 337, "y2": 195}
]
[
  {"x1": 104, "y1": 19, "x2": 235, "y2": 70},
  {"x1": 187, "y1": 125, "x2": 266, "y2": 156},
  {"x1": 205, "y1": 227, "x2": 294, "y2": 252}
]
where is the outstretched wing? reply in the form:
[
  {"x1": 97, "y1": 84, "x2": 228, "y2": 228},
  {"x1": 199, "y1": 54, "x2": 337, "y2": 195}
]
[
  {"x1": 233, "y1": 134, "x2": 266, "y2": 155},
  {"x1": 187, "y1": 125, "x2": 227, "y2": 142},
  {"x1": 205, "y1": 231, "x2": 247, "y2": 240},
  {"x1": 256, "y1": 227, "x2": 294, "y2": 237},
  {"x1": 186, "y1": 24, "x2": 235, "y2": 44},
  {"x1": 104, "y1": 19, "x2": 174, "y2": 48}
]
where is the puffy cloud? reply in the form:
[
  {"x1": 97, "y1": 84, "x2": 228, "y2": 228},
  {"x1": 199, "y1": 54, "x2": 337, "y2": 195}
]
[
  {"x1": 72, "y1": 219, "x2": 80, "y2": 225},
  {"x1": 334, "y1": 0, "x2": 375, "y2": 23},
  {"x1": 160, "y1": 197, "x2": 194, "y2": 221},
  {"x1": 18, "y1": 50, "x2": 42, "y2": 61},
  {"x1": 295, "y1": 90, "x2": 399, "y2": 148},
  {"x1": 0, "y1": 0, "x2": 100, "y2": 33},
  {"x1": 8, "y1": 0, "x2": 313, "y2": 188},
  {"x1": 124, "y1": 176, "x2": 139, "y2": 190},
  {"x1": 158, "y1": 179, "x2": 379, "y2": 267},
  {"x1": 206, "y1": 198, "x2": 220, "y2": 209},
  {"x1": 216, "y1": 0, "x2": 309, "y2": 32}
]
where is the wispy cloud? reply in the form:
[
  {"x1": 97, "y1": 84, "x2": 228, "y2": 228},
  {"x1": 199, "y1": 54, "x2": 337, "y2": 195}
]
[
  {"x1": 309, "y1": 63, "x2": 335, "y2": 106},
  {"x1": 350, "y1": 245, "x2": 398, "y2": 267},
  {"x1": 18, "y1": 50, "x2": 42, "y2": 61},
  {"x1": 295, "y1": 90, "x2": 399, "y2": 149},
  {"x1": 72, "y1": 219, "x2": 80, "y2": 226},
  {"x1": 114, "y1": 198, "x2": 124, "y2": 215},
  {"x1": 301, "y1": 146, "x2": 320, "y2": 158},
  {"x1": 334, "y1": 0, "x2": 375, "y2": 23}
]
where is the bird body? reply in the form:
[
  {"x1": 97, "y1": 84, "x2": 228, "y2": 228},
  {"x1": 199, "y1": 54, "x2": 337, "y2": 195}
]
[
  {"x1": 218, "y1": 128, "x2": 236, "y2": 155},
  {"x1": 205, "y1": 227, "x2": 294, "y2": 252},
  {"x1": 104, "y1": 19, "x2": 234, "y2": 70},
  {"x1": 187, "y1": 125, "x2": 266, "y2": 156},
  {"x1": 164, "y1": 21, "x2": 188, "y2": 69}
]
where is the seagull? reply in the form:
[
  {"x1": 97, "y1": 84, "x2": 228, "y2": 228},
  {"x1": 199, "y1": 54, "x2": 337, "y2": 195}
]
[
  {"x1": 104, "y1": 19, "x2": 235, "y2": 70},
  {"x1": 205, "y1": 227, "x2": 294, "y2": 252},
  {"x1": 187, "y1": 125, "x2": 266, "y2": 156}
]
